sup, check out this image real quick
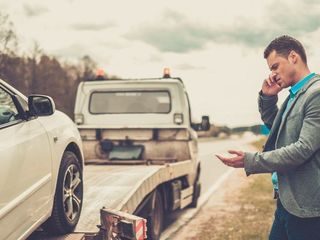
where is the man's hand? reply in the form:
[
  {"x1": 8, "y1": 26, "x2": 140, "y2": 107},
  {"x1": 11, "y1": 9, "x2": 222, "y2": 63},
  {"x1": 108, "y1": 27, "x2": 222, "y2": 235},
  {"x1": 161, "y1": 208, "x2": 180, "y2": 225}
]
[
  {"x1": 216, "y1": 150, "x2": 245, "y2": 168},
  {"x1": 261, "y1": 73, "x2": 282, "y2": 96}
]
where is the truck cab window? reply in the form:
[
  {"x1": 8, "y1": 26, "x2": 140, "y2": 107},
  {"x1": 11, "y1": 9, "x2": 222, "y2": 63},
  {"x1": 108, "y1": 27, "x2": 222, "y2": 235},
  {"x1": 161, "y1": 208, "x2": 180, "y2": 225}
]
[{"x1": 89, "y1": 91, "x2": 171, "y2": 114}]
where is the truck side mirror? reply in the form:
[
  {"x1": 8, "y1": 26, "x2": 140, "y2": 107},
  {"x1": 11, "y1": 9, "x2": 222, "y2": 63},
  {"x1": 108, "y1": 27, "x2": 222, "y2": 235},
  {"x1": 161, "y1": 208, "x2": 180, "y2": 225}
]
[
  {"x1": 28, "y1": 95, "x2": 55, "y2": 116},
  {"x1": 200, "y1": 115, "x2": 210, "y2": 131},
  {"x1": 191, "y1": 115, "x2": 211, "y2": 131}
]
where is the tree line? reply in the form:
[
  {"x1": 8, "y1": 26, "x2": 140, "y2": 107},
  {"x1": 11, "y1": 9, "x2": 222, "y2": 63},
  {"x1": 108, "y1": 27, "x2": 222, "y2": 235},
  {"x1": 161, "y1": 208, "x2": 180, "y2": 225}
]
[{"x1": 0, "y1": 12, "x2": 110, "y2": 118}]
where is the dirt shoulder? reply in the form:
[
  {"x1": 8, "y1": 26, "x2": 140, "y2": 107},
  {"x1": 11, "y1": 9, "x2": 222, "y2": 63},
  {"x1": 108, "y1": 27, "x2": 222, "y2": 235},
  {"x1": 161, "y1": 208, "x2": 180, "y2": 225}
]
[{"x1": 173, "y1": 168, "x2": 276, "y2": 240}]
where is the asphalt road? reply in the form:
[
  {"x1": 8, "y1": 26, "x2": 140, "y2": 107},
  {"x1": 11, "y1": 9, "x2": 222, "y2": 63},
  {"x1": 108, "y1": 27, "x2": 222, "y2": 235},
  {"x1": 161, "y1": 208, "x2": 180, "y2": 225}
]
[{"x1": 161, "y1": 134, "x2": 260, "y2": 239}]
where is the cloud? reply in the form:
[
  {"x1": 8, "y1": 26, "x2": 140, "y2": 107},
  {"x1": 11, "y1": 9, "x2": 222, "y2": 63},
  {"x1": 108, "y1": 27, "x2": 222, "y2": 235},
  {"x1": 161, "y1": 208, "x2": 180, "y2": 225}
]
[
  {"x1": 148, "y1": 53, "x2": 163, "y2": 62},
  {"x1": 175, "y1": 63, "x2": 205, "y2": 70},
  {"x1": 126, "y1": 11, "x2": 213, "y2": 53},
  {"x1": 23, "y1": 4, "x2": 49, "y2": 17},
  {"x1": 303, "y1": 0, "x2": 319, "y2": 4},
  {"x1": 52, "y1": 43, "x2": 91, "y2": 59},
  {"x1": 203, "y1": 0, "x2": 320, "y2": 48},
  {"x1": 266, "y1": 1, "x2": 320, "y2": 36},
  {"x1": 126, "y1": 1, "x2": 320, "y2": 53},
  {"x1": 162, "y1": 9, "x2": 185, "y2": 22},
  {"x1": 71, "y1": 22, "x2": 115, "y2": 31}
]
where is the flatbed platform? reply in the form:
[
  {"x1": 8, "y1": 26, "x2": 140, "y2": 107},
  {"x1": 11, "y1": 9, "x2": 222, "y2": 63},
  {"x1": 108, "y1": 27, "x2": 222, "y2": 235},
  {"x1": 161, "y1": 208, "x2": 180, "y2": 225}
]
[{"x1": 77, "y1": 160, "x2": 192, "y2": 232}]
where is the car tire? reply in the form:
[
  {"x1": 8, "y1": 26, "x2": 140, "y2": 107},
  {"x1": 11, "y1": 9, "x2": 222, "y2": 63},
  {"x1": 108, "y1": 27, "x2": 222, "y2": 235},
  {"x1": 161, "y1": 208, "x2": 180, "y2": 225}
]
[
  {"x1": 42, "y1": 151, "x2": 83, "y2": 235},
  {"x1": 147, "y1": 190, "x2": 164, "y2": 240}
]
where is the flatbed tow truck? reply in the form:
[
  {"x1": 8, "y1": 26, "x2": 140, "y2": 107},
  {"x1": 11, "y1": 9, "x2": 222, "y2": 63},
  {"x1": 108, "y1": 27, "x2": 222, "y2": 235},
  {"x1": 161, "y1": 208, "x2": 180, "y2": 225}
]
[{"x1": 29, "y1": 70, "x2": 209, "y2": 240}]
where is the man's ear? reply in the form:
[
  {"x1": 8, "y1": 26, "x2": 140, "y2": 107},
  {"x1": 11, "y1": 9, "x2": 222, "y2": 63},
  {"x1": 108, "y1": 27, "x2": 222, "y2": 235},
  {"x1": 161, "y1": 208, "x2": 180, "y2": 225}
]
[{"x1": 289, "y1": 50, "x2": 298, "y2": 64}]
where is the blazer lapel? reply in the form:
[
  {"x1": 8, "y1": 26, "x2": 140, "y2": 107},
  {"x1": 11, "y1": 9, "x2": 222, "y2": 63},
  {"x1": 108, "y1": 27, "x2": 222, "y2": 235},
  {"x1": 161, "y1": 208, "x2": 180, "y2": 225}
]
[{"x1": 276, "y1": 76, "x2": 320, "y2": 144}]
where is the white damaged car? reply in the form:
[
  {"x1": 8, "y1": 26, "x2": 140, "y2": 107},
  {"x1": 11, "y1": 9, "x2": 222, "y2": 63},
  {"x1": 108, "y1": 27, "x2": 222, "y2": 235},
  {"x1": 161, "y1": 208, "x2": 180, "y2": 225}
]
[{"x1": 0, "y1": 79, "x2": 84, "y2": 240}]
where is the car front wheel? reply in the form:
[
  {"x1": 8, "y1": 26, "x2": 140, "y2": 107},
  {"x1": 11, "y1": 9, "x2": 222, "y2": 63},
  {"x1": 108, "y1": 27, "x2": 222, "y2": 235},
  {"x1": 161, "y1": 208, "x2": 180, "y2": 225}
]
[{"x1": 43, "y1": 151, "x2": 83, "y2": 235}]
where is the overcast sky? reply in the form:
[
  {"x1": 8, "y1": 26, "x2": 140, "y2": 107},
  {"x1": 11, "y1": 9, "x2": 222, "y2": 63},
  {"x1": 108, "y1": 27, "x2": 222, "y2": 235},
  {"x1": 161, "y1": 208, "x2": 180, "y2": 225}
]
[{"x1": 1, "y1": 0, "x2": 320, "y2": 127}]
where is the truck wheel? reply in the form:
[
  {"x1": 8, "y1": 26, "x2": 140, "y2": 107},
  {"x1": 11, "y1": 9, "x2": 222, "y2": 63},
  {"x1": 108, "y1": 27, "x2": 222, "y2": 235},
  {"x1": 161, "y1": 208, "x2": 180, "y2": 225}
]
[
  {"x1": 190, "y1": 167, "x2": 201, "y2": 208},
  {"x1": 147, "y1": 190, "x2": 164, "y2": 240},
  {"x1": 43, "y1": 151, "x2": 83, "y2": 235},
  {"x1": 189, "y1": 181, "x2": 201, "y2": 208}
]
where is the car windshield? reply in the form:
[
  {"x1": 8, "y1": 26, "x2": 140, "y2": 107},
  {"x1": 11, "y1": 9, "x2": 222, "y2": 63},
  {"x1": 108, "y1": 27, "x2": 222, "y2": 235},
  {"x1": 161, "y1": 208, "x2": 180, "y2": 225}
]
[{"x1": 89, "y1": 91, "x2": 171, "y2": 114}]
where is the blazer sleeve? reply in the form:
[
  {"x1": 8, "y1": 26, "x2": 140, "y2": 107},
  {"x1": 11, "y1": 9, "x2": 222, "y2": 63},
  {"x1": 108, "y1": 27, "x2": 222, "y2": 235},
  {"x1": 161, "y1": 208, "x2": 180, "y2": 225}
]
[
  {"x1": 258, "y1": 91, "x2": 279, "y2": 130},
  {"x1": 245, "y1": 90, "x2": 320, "y2": 174}
]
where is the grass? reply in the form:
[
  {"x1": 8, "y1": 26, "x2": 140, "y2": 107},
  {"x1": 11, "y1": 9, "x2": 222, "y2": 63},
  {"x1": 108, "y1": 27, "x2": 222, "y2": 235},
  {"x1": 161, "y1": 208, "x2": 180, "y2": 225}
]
[{"x1": 197, "y1": 136, "x2": 276, "y2": 240}]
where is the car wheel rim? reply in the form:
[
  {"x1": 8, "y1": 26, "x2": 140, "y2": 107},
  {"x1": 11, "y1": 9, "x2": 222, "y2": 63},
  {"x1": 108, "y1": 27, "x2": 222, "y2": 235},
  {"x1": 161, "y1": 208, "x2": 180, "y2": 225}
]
[{"x1": 63, "y1": 164, "x2": 82, "y2": 223}]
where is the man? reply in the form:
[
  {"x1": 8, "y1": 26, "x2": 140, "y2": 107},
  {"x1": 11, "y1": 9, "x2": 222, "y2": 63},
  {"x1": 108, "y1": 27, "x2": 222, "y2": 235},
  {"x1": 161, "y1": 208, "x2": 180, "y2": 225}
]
[{"x1": 216, "y1": 35, "x2": 320, "y2": 239}]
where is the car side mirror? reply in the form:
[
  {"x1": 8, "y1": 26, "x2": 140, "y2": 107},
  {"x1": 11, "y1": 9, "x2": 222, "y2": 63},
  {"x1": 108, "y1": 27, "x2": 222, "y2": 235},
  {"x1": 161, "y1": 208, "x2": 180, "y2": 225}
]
[
  {"x1": 200, "y1": 115, "x2": 210, "y2": 131},
  {"x1": 28, "y1": 95, "x2": 55, "y2": 116}
]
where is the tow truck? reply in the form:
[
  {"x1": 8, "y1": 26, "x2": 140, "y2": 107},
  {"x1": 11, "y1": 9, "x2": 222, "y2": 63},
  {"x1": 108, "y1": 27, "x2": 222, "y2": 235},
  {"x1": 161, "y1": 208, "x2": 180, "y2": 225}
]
[{"x1": 30, "y1": 69, "x2": 209, "y2": 240}]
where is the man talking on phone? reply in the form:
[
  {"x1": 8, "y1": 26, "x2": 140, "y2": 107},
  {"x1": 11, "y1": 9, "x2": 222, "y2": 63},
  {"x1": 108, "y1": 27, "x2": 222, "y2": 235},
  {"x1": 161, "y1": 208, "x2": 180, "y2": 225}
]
[{"x1": 216, "y1": 35, "x2": 320, "y2": 240}]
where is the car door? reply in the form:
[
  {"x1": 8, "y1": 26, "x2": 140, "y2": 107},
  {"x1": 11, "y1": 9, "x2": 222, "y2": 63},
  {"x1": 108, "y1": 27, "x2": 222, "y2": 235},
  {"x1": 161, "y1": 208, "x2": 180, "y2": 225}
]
[{"x1": 0, "y1": 85, "x2": 52, "y2": 240}]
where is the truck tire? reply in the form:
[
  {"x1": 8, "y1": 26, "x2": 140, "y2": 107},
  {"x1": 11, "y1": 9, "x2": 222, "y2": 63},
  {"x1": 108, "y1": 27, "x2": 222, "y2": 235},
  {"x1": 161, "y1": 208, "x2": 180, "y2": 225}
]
[
  {"x1": 147, "y1": 190, "x2": 164, "y2": 240},
  {"x1": 189, "y1": 181, "x2": 201, "y2": 208},
  {"x1": 42, "y1": 151, "x2": 83, "y2": 235},
  {"x1": 189, "y1": 166, "x2": 201, "y2": 208}
]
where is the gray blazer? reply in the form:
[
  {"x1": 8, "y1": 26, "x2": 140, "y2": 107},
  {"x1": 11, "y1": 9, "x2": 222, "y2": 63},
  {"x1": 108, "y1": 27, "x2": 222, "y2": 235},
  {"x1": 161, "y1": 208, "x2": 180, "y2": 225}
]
[{"x1": 244, "y1": 74, "x2": 320, "y2": 218}]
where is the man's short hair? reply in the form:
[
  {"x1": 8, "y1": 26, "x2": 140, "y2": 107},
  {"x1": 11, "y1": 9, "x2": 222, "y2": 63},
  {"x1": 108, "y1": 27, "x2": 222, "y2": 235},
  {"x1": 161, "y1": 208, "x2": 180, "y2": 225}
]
[{"x1": 264, "y1": 35, "x2": 307, "y2": 64}]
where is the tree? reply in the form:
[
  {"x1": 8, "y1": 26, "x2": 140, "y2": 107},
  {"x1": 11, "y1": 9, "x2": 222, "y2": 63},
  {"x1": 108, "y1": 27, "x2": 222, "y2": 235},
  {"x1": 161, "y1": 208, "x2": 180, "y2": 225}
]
[
  {"x1": 0, "y1": 12, "x2": 17, "y2": 55},
  {"x1": 0, "y1": 12, "x2": 19, "y2": 82},
  {"x1": 28, "y1": 41, "x2": 42, "y2": 94},
  {"x1": 79, "y1": 55, "x2": 97, "y2": 80}
]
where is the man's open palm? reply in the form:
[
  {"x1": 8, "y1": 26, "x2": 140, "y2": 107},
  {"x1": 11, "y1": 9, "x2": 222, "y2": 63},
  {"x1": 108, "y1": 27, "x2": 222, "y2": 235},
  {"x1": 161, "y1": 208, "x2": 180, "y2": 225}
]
[{"x1": 216, "y1": 150, "x2": 245, "y2": 168}]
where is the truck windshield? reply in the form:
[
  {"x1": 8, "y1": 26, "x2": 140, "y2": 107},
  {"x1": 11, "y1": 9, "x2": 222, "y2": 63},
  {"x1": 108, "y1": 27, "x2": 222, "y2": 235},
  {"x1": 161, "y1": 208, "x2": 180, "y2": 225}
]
[{"x1": 89, "y1": 91, "x2": 171, "y2": 114}]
